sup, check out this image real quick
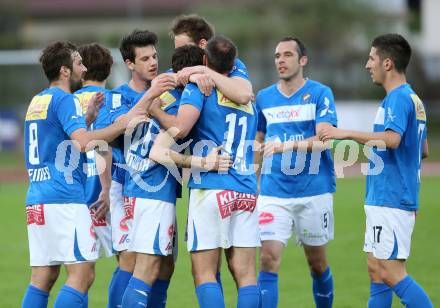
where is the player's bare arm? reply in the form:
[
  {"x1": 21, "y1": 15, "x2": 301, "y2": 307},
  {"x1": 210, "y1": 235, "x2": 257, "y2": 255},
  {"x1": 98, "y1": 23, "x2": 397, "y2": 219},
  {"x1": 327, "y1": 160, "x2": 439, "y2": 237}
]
[
  {"x1": 318, "y1": 126, "x2": 401, "y2": 149},
  {"x1": 177, "y1": 65, "x2": 253, "y2": 104},
  {"x1": 149, "y1": 103, "x2": 201, "y2": 139},
  {"x1": 422, "y1": 139, "x2": 429, "y2": 159},
  {"x1": 263, "y1": 122, "x2": 332, "y2": 157},
  {"x1": 149, "y1": 128, "x2": 232, "y2": 171},
  {"x1": 91, "y1": 147, "x2": 113, "y2": 220}
]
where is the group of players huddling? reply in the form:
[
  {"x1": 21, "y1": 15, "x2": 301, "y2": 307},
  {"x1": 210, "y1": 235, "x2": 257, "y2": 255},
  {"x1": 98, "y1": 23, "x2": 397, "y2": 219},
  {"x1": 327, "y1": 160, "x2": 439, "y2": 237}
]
[{"x1": 22, "y1": 14, "x2": 432, "y2": 308}]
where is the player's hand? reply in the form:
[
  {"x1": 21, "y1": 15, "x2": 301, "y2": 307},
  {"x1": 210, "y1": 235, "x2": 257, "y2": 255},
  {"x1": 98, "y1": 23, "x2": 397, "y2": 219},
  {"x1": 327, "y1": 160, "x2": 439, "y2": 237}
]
[
  {"x1": 202, "y1": 146, "x2": 232, "y2": 172},
  {"x1": 176, "y1": 66, "x2": 206, "y2": 86},
  {"x1": 262, "y1": 140, "x2": 283, "y2": 157},
  {"x1": 85, "y1": 92, "x2": 104, "y2": 126},
  {"x1": 90, "y1": 190, "x2": 110, "y2": 220},
  {"x1": 148, "y1": 74, "x2": 177, "y2": 99},
  {"x1": 118, "y1": 107, "x2": 150, "y2": 129},
  {"x1": 318, "y1": 126, "x2": 346, "y2": 142},
  {"x1": 191, "y1": 73, "x2": 215, "y2": 96}
]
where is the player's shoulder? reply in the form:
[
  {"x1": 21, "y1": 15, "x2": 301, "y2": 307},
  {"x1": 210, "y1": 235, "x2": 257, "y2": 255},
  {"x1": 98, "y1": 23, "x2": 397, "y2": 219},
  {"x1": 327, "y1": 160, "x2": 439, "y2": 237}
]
[
  {"x1": 256, "y1": 83, "x2": 278, "y2": 102},
  {"x1": 305, "y1": 79, "x2": 333, "y2": 95},
  {"x1": 182, "y1": 82, "x2": 201, "y2": 97},
  {"x1": 386, "y1": 84, "x2": 416, "y2": 108}
]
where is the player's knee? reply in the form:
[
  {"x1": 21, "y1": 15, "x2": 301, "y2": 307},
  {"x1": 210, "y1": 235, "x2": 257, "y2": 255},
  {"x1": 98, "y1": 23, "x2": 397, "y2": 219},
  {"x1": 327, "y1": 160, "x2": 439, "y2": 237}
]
[
  {"x1": 229, "y1": 261, "x2": 256, "y2": 284},
  {"x1": 367, "y1": 258, "x2": 381, "y2": 282},
  {"x1": 260, "y1": 250, "x2": 281, "y2": 272},
  {"x1": 119, "y1": 252, "x2": 136, "y2": 272},
  {"x1": 307, "y1": 257, "x2": 327, "y2": 275},
  {"x1": 158, "y1": 256, "x2": 175, "y2": 280},
  {"x1": 31, "y1": 269, "x2": 60, "y2": 291}
]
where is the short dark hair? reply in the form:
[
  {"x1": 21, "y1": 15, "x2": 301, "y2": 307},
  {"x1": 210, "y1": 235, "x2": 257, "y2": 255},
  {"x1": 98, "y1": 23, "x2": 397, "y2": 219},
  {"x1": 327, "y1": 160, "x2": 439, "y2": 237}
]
[
  {"x1": 372, "y1": 34, "x2": 411, "y2": 73},
  {"x1": 279, "y1": 37, "x2": 307, "y2": 58},
  {"x1": 170, "y1": 14, "x2": 214, "y2": 45},
  {"x1": 78, "y1": 43, "x2": 113, "y2": 82},
  {"x1": 205, "y1": 35, "x2": 237, "y2": 75},
  {"x1": 171, "y1": 45, "x2": 205, "y2": 73},
  {"x1": 39, "y1": 41, "x2": 77, "y2": 82},
  {"x1": 119, "y1": 30, "x2": 158, "y2": 63}
]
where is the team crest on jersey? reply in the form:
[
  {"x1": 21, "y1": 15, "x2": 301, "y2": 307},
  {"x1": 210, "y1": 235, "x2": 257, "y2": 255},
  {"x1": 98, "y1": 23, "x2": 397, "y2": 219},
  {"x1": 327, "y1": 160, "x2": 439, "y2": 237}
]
[
  {"x1": 216, "y1": 190, "x2": 257, "y2": 219},
  {"x1": 25, "y1": 95, "x2": 52, "y2": 121},
  {"x1": 75, "y1": 92, "x2": 96, "y2": 115},
  {"x1": 26, "y1": 204, "x2": 45, "y2": 225},
  {"x1": 302, "y1": 93, "x2": 311, "y2": 103},
  {"x1": 217, "y1": 90, "x2": 254, "y2": 115},
  {"x1": 410, "y1": 94, "x2": 426, "y2": 121},
  {"x1": 160, "y1": 91, "x2": 176, "y2": 110}
]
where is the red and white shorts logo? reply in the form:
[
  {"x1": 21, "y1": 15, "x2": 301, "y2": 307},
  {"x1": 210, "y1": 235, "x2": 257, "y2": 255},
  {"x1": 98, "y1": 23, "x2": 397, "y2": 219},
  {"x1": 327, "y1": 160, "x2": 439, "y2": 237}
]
[
  {"x1": 216, "y1": 190, "x2": 257, "y2": 219},
  {"x1": 120, "y1": 197, "x2": 135, "y2": 232},
  {"x1": 26, "y1": 204, "x2": 45, "y2": 225},
  {"x1": 89, "y1": 208, "x2": 108, "y2": 227},
  {"x1": 259, "y1": 212, "x2": 274, "y2": 225}
]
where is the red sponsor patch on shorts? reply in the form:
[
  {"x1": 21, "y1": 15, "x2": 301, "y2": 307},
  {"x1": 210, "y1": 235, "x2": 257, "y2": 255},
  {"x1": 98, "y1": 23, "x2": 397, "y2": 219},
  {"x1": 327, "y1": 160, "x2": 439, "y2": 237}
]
[
  {"x1": 259, "y1": 211, "x2": 274, "y2": 225},
  {"x1": 216, "y1": 190, "x2": 257, "y2": 219},
  {"x1": 120, "y1": 197, "x2": 135, "y2": 232},
  {"x1": 168, "y1": 224, "x2": 174, "y2": 238},
  {"x1": 26, "y1": 204, "x2": 45, "y2": 225},
  {"x1": 89, "y1": 208, "x2": 107, "y2": 227}
]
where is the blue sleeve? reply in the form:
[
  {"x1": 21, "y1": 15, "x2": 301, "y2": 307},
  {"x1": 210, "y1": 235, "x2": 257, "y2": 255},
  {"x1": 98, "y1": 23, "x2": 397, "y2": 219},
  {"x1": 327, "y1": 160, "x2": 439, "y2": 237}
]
[
  {"x1": 384, "y1": 92, "x2": 411, "y2": 136},
  {"x1": 315, "y1": 87, "x2": 338, "y2": 127},
  {"x1": 55, "y1": 94, "x2": 87, "y2": 136},
  {"x1": 179, "y1": 83, "x2": 205, "y2": 112},
  {"x1": 228, "y1": 58, "x2": 249, "y2": 80},
  {"x1": 255, "y1": 94, "x2": 267, "y2": 133}
]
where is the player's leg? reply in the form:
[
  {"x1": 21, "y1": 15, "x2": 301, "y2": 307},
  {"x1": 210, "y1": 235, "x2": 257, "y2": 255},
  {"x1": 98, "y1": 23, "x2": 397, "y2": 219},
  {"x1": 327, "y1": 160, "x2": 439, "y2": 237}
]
[
  {"x1": 364, "y1": 205, "x2": 393, "y2": 308},
  {"x1": 108, "y1": 189, "x2": 135, "y2": 308},
  {"x1": 226, "y1": 247, "x2": 260, "y2": 308},
  {"x1": 303, "y1": 245, "x2": 333, "y2": 308},
  {"x1": 379, "y1": 259, "x2": 432, "y2": 308},
  {"x1": 295, "y1": 193, "x2": 334, "y2": 308},
  {"x1": 122, "y1": 198, "x2": 176, "y2": 307},
  {"x1": 259, "y1": 241, "x2": 284, "y2": 308},
  {"x1": 54, "y1": 262, "x2": 95, "y2": 308},
  {"x1": 365, "y1": 206, "x2": 432, "y2": 307},
  {"x1": 187, "y1": 189, "x2": 228, "y2": 308},
  {"x1": 122, "y1": 253, "x2": 161, "y2": 307},
  {"x1": 148, "y1": 255, "x2": 175, "y2": 308},
  {"x1": 191, "y1": 249, "x2": 224, "y2": 308},
  {"x1": 22, "y1": 265, "x2": 60, "y2": 308},
  {"x1": 257, "y1": 195, "x2": 293, "y2": 308}
]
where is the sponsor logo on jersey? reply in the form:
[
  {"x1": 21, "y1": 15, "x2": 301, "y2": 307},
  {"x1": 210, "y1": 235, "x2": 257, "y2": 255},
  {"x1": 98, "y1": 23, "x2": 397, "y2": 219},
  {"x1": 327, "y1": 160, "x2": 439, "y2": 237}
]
[
  {"x1": 216, "y1": 190, "x2": 257, "y2": 219},
  {"x1": 262, "y1": 104, "x2": 315, "y2": 124},
  {"x1": 410, "y1": 94, "x2": 427, "y2": 121},
  {"x1": 75, "y1": 91, "x2": 97, "y2": 115},
  {"x1": 217, "y1": 90, "x2": 254, "y2": 114},
  {"x1": 160, "y1": 91, "x2": 176, "y2": 110},
  {"x1": 26, "y1": 204, "x2": 45, "y2": 225},
  {"x1": 25, "y1": 95, "x2": 52, "y2": 121},
  {"x1": 259, "y1": 211, "x2": 274, "y2": 225}
]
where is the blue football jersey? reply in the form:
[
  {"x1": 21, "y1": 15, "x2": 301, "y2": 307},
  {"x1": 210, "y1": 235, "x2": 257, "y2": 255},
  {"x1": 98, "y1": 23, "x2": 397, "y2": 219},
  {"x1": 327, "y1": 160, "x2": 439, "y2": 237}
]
[
  {"x1": 257, "y1": 80, "x2": 338, "y2": 198},
  {"x1": 180, "y1": 83, "x2": 258, "y2": 194},
  {"x1": 123, "y1": 89, "x2": 183, "y2": 203},
  {"x1": 24, "y1": 87, "x2": 87, "y2": 205},
  {"x1": 74, "y1": 85, "x2": 109, "y2": 206},
  {"x1": 94, "y1": 83, "x2": 141, "y2": 184},
  {"x1": 365, "y1": 84, "x2": 427, "y2": 211}
]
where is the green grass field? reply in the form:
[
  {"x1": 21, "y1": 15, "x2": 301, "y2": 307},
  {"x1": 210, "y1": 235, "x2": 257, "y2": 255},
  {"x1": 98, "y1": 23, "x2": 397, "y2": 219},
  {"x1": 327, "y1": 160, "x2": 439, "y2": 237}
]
[{"x1": 1, "y1": 178, "x2": 439, "y2": 307}]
